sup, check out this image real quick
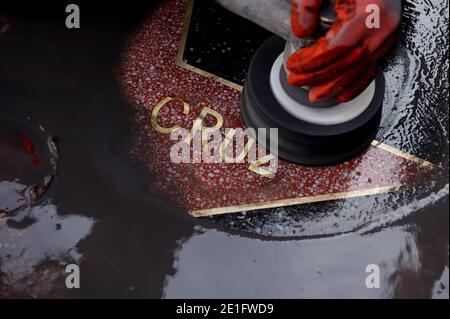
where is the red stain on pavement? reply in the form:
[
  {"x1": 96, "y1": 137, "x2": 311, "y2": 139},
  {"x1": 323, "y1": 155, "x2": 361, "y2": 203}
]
[
  {"x1": 20, "y1": 134, "x2": 41, "y2": 167},
  {"x1": 0, "y1": 133, "x2": 41, "y2": 168}
]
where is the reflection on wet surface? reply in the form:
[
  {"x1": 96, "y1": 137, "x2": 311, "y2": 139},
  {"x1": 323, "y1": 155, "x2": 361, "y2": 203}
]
[
  {"x1": 165, "y1": 207, "x2": 448, "y2": 298},
  {"x1": 0, "y1": 0, "x2": 448, "y2": 298},
  {"x1": 0, "y1": 204, "x2": 94, "y2": 297}
]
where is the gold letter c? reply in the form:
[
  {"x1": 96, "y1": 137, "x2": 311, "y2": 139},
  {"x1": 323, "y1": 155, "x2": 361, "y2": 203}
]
[{"x1": 151, "y1": 97, "x2": 190, "y2": 134}]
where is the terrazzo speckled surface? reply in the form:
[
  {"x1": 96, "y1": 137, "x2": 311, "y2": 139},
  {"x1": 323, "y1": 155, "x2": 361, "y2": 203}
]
[{"x1": 120, "y1": 0, "x2": 438, "y2": 216}]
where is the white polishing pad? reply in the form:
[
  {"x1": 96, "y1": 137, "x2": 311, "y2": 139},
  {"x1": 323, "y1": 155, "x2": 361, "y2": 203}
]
[{"x1": 270, "y1": 53, "x2": 376, "y2": 126}]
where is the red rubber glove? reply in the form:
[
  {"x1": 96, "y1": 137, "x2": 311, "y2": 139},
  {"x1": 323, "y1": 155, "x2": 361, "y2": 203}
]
[{"x1": 288, "y1": 0, "x2": 401, "y2": 103}]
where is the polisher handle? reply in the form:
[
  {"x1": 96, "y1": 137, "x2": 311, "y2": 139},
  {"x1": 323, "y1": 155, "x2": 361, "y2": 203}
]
[{"x1": 215, "y1": 0, "x2": 336, "y2": 40}]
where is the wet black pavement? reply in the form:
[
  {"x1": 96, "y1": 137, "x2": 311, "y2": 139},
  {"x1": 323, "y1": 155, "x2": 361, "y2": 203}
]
[
  {"x1": 1, "y1": 2, "x2": 195, "y2": 297},
  {"x1": 0, "y1": 1, "x2": 448, "y2": 298}
]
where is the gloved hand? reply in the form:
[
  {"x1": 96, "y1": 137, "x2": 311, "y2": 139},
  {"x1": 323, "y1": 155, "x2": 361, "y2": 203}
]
[{"x1": 288, "y1": 0, "x2": 401, "y2": 102}]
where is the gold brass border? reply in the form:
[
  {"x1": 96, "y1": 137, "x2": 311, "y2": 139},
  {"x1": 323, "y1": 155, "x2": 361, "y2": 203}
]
[
  {"x1": 370, "y1": 140, "x2": 438, "y2": 168},
  {"x1": 191, "y1": 186, "x2": 397, "y2": 217},
  {"x1": 176, "y1": 0, "x2": 438, "y2": 217},
  {"x1": 176, "y1": 0, "x2": 243, "y2": 92}
]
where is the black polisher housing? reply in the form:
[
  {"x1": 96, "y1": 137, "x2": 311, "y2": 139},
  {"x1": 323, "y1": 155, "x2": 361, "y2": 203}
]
[{"x1": 241, "y1": 36, "x2": 385, "y2": 166}]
